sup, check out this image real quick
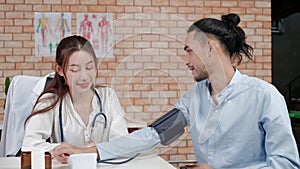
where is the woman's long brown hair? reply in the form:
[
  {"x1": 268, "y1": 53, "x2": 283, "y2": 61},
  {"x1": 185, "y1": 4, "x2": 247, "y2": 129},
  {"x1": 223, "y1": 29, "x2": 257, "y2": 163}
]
[{"x1": 26, "y1": 35, "x2": 98, "y2": 122}]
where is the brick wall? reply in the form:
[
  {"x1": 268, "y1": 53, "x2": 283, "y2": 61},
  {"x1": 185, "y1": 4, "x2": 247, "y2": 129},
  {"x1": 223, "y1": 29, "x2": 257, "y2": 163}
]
[{"x1": 0, "y1": 0, "x2": 271, "y2": 166}]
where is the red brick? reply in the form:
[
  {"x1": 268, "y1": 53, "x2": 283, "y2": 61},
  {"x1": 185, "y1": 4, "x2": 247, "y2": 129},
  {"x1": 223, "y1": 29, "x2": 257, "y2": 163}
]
[
  {"x1": 70, "y1": 5, "x2": 88, "y2": 12},
  {"x1": 256, "y1": 15, "x2": 271, "y2": 22},
  {"x1": 187, "y1": 0, "x2": 203, "y2": 7},
  {"x1": 125, "y1": 6, "x2": 142, "y2": 13},
  {"x1": 134, "y1": 0, "x2": 151, "y2": 6},
  {"x1": 0, "y1": 48, "x2": 13, "y2": 55},
  {"x1": 34, "y1": 63, "x2": 53, "y2": 69},
  {"x1": 3, "y1": 70, "x2": 22, "y2": 77},
  {"x1": 0, "y1": 19, "x2": 13, "y2": 26},
  {"x1": 170, "y1": 0, "x2": 186, "y2": 6},
  {"x1": 212, "y1": 7, "x2": 229, "y2": 14},
  {"x1": 6, "y1": 0, "x2": 24, "y2": 4},
  {"x1": 52, "y1": 5, "x2": 71, "y2": 12},
  {"x1": 117, "y1": 0, "x2": 133, "y2": 5},
  {"x1": 98, "y1": 0, "x2": 116, "y2": 5},
  {"x1": 152, "y1": 0, "x2": 169, "y2": 6},
  {"x1": 107, "y1": 6, "x2": 125, "y2": 13},
  {"x1": 6, "y1": 12, "x2": 24, "y2": 19},
  {"x1": 195, "y1": 7, "x2": 212, "y2": 14},
  {"x1": 13, "y1": 34, "x2": 32, "y2": 40},
  {"x1": 62, "y1": 0, "x2": 79, "y2": 4},
  {"x1": 204, "y1": 1, "x2": 221, "y2": 7},
  {"x1": 80, "y1": 0, "x2": 97, "y2": 5},
  {"x1": 246, "y1": 8, "x2": 262, "y2": 14},
  {"x1": 15, "y1": 5, "x2": 33, "y2": 11},
  {"x1": 161, "y1": 7, "x2": 177, "y2": 13},
  {"x1": 5, "y1": 41, "x2": 22, "y2": 48},
  {"x1": 44, "y1": 0, "x2": 61, "y2": 4},
  {"x1": 229, "y1": 8, "x2": 246, "y2": 14},
  {"x1": 23, "y1": 26, "x2": 34, "y2": 33},
  {"x1": 0, "y1": 63, "x2": 15, "y2": 69},
  {"x1": 263, "y1": 8, "x2": 271, "y2": 15},
  {"x1": 24, "y1": 12, "x2": 34, "y2": 19},
  {"x1": 5, "y1": 26, "x2": 23, "y2": 34},
  {"x1": 16, "y1": 63, "x2": 34, "y2": 69},
  {"x1": 247, "y1": 21, "x2": 263, "y2": 28},
  {"x1": 178, "y1": 7, "x2": 195, "y2": 14},
  {"x1": 143, "y1": 6, "x2": 160, "y2": 13},
  {"x1": 0, "y1": 12, "x2": 4, "y2": 19},
  {"x1": 239, "y1": 1, "x2": 254, "y2": 7},
  {"x1": 255, "y1": 1, "x2": 271, "y2": 8},
  {"x1": 221, "y1": 1, "x2": 237, "y2": 7},
  {"x1": 13, "y1": 48, "x2": 31, "y2": 55},
  {"x1": 6, "y1": 56, "x2": 24, "y2": 62},
  {"x1": 0, "y1": 4, "x2": 14, "y2": 11},
  {"x1": 25, "y1": 0, "x2": 42, "y2": 4},
  {"x1": 14, "y1": 19, "x2": 32, "y2": 26}
]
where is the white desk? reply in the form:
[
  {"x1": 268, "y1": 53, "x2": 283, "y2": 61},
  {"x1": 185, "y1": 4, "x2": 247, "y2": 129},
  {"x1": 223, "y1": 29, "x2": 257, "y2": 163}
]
[{"x1": 0, "y1": 155, "x2": 176, "y2": 169}]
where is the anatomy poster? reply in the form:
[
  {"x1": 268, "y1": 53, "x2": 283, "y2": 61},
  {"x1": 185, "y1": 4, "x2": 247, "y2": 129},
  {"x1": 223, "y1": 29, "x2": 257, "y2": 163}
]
[
  {"x1": 77, "y1": 13, "x2": 113, "y2": 58},
  {"x1": 34, "y1": 12, "x2": 71, "y2": 57}
]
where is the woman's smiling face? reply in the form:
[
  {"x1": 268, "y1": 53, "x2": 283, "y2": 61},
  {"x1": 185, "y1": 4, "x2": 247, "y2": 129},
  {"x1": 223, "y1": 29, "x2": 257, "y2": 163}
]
[{"x1": 63, "y1": 50, "x2": 97, "y2": 95}]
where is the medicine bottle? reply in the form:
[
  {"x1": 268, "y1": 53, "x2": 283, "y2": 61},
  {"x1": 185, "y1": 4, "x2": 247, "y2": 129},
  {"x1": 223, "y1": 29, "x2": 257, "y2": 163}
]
[{"x1": 21, "y1": 151, "x2": 52, "y2": 169}]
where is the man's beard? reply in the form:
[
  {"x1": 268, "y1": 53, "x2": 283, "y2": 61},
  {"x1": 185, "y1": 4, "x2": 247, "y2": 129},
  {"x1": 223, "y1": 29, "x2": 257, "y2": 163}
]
[
  {"x1": 194, "y1": 76, "x2": 206, "y2": 82},
  {"x1": 194, "y1": 73, "x2": 207, "y2": 82}
]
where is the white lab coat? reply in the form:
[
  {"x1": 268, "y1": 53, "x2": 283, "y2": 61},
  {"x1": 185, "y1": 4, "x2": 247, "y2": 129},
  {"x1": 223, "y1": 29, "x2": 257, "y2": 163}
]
[
  {"x1": 22, "y1": 87, "x2": 128, "y2": 152},
  {"x1": 0, "y1": 74, "x2": 53, "y2": 157}
]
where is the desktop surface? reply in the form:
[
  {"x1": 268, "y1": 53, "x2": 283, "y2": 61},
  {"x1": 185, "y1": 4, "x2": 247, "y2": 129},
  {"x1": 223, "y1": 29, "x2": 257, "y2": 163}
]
[{"x1": 0, "y1": 154, "x2": 176, "y2": 169}]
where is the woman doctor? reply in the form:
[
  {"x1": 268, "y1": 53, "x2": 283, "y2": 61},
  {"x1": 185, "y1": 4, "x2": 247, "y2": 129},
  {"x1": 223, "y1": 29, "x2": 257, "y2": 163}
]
[{"x1": 22, "y1": 35, "x2": 128, "y2": 152}]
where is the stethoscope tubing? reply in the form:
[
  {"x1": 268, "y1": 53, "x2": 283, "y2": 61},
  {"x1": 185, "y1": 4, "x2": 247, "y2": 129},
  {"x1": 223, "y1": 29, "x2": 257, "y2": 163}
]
[{"x1": 59, "y1": 88, "x2": 107, "y2": 142}]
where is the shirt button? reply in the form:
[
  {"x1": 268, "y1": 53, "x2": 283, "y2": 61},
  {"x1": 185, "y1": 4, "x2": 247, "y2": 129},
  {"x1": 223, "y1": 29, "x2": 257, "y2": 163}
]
[
  {"x1": 214, "y1": 110, "x2": 218, "y2": 113},
  {"x1": 208, "y1": 151, "x2": 213, "y2": 156}
]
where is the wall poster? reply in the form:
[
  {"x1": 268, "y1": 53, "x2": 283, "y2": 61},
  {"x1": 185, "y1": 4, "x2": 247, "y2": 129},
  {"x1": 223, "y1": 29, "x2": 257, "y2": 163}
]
[
  {"x1": 76, "y1": 13, "x2": 113, "y2": 58},
  {"x1": 34, "y1": 12, "x2": 72, "y2": 57}
]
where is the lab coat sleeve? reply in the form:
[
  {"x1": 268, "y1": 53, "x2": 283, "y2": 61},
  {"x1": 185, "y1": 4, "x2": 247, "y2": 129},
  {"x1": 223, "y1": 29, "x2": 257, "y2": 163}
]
[
  {"x1": 105, "y1": 88, "x2": 128, "y2": 140},
  {"x1": 22, "y1": 98, "x2": 60, "y2": 152},
  {"x1": 96, "y1": 127, "x2": 160, "y2": 160}
]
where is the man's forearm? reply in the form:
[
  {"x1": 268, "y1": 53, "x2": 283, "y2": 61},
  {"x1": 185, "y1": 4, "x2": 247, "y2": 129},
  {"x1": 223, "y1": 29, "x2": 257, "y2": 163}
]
[{"x1": 96, "y1": 127, "x2": 160, "y2": 160}]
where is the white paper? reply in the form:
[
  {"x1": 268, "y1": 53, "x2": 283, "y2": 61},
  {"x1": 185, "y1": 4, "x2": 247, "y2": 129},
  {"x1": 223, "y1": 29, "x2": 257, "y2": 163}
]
[{"x1": 68, "y1": 153, "x2": 97, "y2": 169}]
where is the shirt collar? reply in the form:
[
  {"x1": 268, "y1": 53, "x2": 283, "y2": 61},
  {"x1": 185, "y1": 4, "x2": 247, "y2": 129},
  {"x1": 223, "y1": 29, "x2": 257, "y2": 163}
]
[{"x1": 206, "y1": 69, "x2": 242, "y2": 105}]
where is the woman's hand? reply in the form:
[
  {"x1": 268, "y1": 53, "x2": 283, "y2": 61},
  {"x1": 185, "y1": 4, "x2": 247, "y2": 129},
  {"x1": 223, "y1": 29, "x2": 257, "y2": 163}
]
[
  {"x1": 51, "y1": 143, "x2": 84, "y2": 163},
  {"x1": 51, "y1": 142, "x2": 99, "y2": 163}
]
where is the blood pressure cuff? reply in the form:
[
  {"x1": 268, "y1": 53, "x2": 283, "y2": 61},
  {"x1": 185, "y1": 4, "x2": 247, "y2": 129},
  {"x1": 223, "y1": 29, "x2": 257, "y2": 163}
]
[{"x1": 149, "y1": 108, "x2": 187, "y2": 145}]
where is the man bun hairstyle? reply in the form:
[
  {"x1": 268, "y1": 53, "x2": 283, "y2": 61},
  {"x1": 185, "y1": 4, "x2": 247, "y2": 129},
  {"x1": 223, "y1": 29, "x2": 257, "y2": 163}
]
[{"x1": 188, "y1": 13, "x2": 253, "y2": 65}]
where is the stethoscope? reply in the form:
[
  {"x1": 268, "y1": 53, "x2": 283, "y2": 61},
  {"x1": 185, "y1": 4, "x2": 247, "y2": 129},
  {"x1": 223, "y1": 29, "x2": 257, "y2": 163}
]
[
  {"x1": 58, "y1": 88, "x2": 107, "y2": 142},
  {"x1": 58, "y1": 88, "x2": 139, "y2": 165}
]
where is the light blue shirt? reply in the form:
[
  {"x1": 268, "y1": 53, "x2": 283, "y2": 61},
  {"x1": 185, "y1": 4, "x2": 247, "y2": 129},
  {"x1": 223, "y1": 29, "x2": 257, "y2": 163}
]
[
  {"x1": 97, "y1": 70, "x2": 300, "y2": 168},
  {"x1": 175, "y1": 70, "x2": 300, "y2": 168}
]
